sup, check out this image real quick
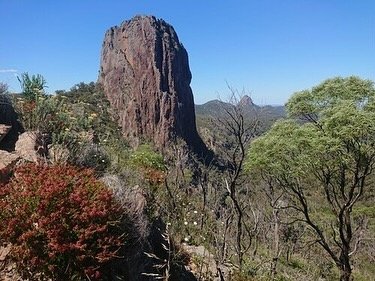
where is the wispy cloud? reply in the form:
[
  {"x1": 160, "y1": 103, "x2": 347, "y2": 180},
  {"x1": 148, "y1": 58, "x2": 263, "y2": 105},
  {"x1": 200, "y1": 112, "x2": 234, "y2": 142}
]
[{"x1": 0, "y1": 69, "x2": 18, "y2": 73}]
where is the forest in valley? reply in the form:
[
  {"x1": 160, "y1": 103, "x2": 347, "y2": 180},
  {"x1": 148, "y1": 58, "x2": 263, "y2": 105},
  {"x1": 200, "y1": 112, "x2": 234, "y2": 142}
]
[{"x1": 0, "y1": 75, "x2": 374, "y2": 281}]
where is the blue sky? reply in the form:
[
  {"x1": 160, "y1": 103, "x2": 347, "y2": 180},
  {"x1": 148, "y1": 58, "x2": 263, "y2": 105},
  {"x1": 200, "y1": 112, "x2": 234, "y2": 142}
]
[{"x1": 1, "y1": 1, "x2": 374, "y2": 105}]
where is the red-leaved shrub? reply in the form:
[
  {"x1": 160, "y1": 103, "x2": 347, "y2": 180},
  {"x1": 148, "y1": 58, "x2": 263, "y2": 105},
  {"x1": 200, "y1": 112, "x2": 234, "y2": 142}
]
[{"x1": 0, "y1": 163, "x2": 125, "y2": 280}]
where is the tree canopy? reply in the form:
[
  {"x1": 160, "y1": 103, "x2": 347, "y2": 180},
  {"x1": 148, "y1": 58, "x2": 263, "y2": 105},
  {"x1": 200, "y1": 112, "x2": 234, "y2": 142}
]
[{"x1": 246, "y1": 76, "x2": 375, "y2": 281}]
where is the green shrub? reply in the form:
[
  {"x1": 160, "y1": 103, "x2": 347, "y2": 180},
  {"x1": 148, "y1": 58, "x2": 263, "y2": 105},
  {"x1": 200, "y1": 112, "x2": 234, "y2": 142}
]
[
  {"x1": 0, "y1": 163, "x2": 126, "y2": 280},
  {"x1": 14, "y1": 94, "x2": 67, "y2": 133},
  {"x1": 129, "y1": 144, "x2": 166, "y2": 185},
  {"x1": 75, "y1": 144, "x2": 110, "y2": 173},
  {"x1": 130, "y1": 144, "x2": 166, "y2": 171},
  {"x1": 17, "y1": 72, "x2": 47, "y2": 101}
]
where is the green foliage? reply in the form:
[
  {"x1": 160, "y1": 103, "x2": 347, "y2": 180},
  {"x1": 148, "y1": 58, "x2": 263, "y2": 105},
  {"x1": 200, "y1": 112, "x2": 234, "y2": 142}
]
[
  {"x1": 0, "y1": 163, "x2": 125, "y2": 280},
  {"x1": 14, "y1": 74, "x2": 77, "y2": 135},
  {"x1": 247, "y1": 76, "x2": 375, "y2": 185},
  {"x1": 14, "y1": 80, "x2": 126, "y2": 172},
  {"x1": 56, "y1": 81, "x2": 96, "y2": 99},
  {"x1": 17, "y1": 72, "x2": 47, "y2": 101},
  {"x1": 353, "y1": 205, "x2": 375, "y2": 217},
  {"x1": 15, "y1": 94, "x2": 66, "y2": 132},
  {"x1": 284, "y1": 258, "x2": 305, "y2": 270},
  {"x1": 130, "y1": 144, "x2": 166, "y2": 171},
  {"x1": 75, "y1": 144, "x2": 110, "y2": 173},
  {"x1": 55, "y1": 86, "x2": 115, "y2": 140},
  {"x1": 231, "y1": 272, "x2": 258, "y2": 281},
  {"x1": 246, "y1": 76, "x2": 375, "y2": 281},
  {"x1": 14, "y1": 93, "x2": 97, "y2": 165},
  {"x1": 246, "y1": 120, "x2": 318, "y2": 178},
  {"x1": 9, "y1": 74, "x2": 375, "y2": 279},
  {"x1": 286, "y1": 76, "x2": 375, "y2": 119},
  {"x1": 128, "y1": 144, "x2": 167, "y2": 185}
]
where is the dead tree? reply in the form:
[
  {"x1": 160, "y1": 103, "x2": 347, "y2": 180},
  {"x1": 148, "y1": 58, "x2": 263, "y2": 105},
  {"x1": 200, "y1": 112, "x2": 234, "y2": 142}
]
[{"x1": 213, "y1": 88, "x2": 260, "y2": 268}]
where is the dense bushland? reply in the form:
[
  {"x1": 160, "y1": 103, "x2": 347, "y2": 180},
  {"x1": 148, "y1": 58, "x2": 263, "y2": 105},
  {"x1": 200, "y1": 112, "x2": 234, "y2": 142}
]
[{"x1": 1, "y1": 74, "x2": 375, "y2": 280}]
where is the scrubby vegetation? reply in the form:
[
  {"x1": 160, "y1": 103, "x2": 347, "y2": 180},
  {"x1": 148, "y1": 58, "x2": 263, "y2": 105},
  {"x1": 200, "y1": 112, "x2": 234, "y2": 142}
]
[
  {"x1": 1, "y1": 74, "x2": 374, "y2": 280},
  {"x1": 0, "y1": 164, "x2": 125, "y2": 280}
]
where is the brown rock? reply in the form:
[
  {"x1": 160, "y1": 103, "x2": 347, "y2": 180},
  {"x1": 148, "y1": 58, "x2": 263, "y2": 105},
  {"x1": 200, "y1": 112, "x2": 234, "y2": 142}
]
[
  {"x1": 15, "y1": 131, "x2": 40, "y2": 163},
  {"x1": 98, "y1": 15, "x2": 208, "y2": 157},
  {"x1": 0, "y1": 244, "x2": 11, "y2": 261},
  {"x1": 0, "y1": 150, "x2": 19, "y2": 183},
  {"x1": 0, "y1": 124, "x2": 11, "y2": 143}
]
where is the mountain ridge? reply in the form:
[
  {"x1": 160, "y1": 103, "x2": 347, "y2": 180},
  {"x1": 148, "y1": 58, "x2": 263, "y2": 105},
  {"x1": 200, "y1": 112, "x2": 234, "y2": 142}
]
[{"x1": 195, "y1": 98, "x2": 285, "y2": 119}]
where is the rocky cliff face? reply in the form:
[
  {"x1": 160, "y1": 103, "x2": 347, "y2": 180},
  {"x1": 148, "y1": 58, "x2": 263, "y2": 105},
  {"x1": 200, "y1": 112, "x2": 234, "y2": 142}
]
[{"x1": 98, "y1": 15, "x2": 207, "y2": 156}]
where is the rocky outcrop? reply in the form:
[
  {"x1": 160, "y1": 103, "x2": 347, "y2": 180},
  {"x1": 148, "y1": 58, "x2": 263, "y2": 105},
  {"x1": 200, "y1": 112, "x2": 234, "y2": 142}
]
[
  {"x1": 98, "y1": 15, "x2": 208, "y2": 157},
  {"x1": 0, "y1": 131, "x2": 48, "y2": 183},
  {"x1": 0, "y1": 95, "x2": 24, "y2": 151}
]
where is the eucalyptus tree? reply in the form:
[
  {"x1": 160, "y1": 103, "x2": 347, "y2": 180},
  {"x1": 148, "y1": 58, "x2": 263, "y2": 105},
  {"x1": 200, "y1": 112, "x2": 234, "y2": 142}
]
[{"x1": 246, "y1": 77, "x2": 375, "y2": 281}]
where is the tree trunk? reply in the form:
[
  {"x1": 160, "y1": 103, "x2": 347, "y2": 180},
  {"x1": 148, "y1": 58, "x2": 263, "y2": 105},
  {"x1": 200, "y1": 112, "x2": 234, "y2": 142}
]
[
  {"x1": 234, "y1": 198, "x2": 243, "y2": 268},
  {"x1": 338, "y1": 209, "x2": 353, "y2": 281},
  {"x1": 271, "y1": 208, "x2": 280, "y2": 279},
  {"x1": 339, "y1": 267, "x2": 353, "y2": 281},
  {"x1": 338, "y1": 255, "x2": 352, "y2": 281}
]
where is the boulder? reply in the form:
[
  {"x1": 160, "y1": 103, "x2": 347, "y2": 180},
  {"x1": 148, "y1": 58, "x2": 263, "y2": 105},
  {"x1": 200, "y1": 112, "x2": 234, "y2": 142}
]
[
  {"x1": 0, "y1": 124, "x2": 11, "y2": 143},
  {"x1": 98, "y1": 15, "x2": 208, "y2": 157},
  {"x1": 0, "y1": 150, "x2": 20, "y2": 183},
  {"x1": 14, "y1": 132, "x2": 39, "y2": 163},
  {"x1": 15, "y1": 132, "x2": 48, "y2": 163}
]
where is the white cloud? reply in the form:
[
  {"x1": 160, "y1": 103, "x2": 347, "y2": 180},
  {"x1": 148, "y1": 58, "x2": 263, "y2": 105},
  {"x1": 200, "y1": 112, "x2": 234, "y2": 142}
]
[{"x1": 0, "y1": 69, "x2": 18, "y2": 73}]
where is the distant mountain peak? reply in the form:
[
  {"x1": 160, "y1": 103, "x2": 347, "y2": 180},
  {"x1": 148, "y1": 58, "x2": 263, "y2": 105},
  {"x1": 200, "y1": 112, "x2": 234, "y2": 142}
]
[{"x1": 239, "y1": 95, "x2": 254, "y2": 107}]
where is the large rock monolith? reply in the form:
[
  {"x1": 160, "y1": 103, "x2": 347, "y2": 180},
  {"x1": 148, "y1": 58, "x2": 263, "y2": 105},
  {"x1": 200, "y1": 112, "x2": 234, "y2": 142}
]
[{"x1": 98, "y1": 15, "x2": 208, "y2": 157}]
